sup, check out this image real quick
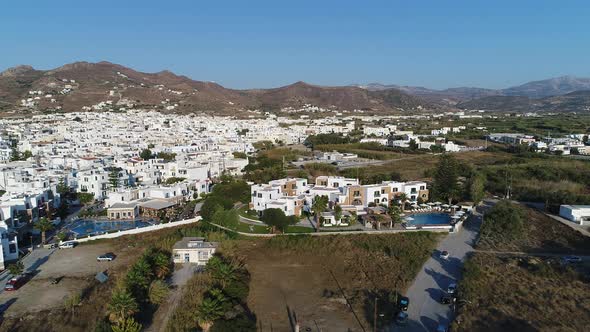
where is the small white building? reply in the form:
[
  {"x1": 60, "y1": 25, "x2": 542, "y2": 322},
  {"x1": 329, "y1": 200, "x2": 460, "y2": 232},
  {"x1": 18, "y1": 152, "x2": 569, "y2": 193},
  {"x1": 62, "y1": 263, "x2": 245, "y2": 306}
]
[
  {"x1": 172, "y1": 237, "x2": 218, "y2": 265},
  {"x1": 559, "y1": 205, "x2": 590, "y2": 225}
]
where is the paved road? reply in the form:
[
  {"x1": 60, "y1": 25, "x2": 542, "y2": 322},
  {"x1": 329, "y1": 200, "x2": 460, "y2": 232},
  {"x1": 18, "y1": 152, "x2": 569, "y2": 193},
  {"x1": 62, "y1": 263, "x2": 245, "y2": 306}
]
[
  {"x1": 392, "y1": 201, "x2": 489, "y2": 332},
  {"x1": 0, "y1": 248, "x2": 56, "y2": 294}
]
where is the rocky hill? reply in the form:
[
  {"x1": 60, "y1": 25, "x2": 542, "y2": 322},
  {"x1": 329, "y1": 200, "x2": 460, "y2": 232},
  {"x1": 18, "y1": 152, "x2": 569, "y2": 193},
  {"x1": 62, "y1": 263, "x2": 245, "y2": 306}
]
[
  {"x1": 0, "y1": 62, "x2": 433, "y2": 114},
  {"x1": 457, "y1": 90, "x2": 590, "y2": 112},
  {"x1": 360, "y1": 76, "x2": 590, "y2": 110}
]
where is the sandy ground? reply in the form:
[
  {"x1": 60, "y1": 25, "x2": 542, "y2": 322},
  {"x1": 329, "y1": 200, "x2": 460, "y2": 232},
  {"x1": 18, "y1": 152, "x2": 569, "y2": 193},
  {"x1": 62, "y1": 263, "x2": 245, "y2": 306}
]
[
  {"x1": 0, "y1": 242, "x2": 135, "y2": 316},
  {"x1": 243, "y1": 246, "x2": 366, "y2": 332}
]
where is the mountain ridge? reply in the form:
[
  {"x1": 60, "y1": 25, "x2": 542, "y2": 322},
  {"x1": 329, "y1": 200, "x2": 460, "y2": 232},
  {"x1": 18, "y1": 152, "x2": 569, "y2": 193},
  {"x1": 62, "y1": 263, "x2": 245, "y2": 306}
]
[{"x1": 0, "y1": 62, "x2": 433, "y2": 114}]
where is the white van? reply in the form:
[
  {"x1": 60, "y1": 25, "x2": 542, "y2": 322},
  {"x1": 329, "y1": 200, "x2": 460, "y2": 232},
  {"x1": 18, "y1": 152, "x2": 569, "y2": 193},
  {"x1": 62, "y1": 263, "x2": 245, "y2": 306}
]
[{"x1": 59, "y1": 241, "x2": 76, "y2": 249}]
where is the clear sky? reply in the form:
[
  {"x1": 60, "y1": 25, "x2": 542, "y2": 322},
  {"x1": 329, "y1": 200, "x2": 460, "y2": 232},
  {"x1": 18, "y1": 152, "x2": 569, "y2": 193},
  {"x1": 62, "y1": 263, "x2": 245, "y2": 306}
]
[{"x1": 2, "y1": 0, "x2": 589, "y2": 89}]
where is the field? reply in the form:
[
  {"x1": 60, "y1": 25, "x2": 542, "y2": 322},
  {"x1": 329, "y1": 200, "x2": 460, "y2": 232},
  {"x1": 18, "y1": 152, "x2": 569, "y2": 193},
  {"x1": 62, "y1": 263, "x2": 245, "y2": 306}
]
[
  {"x1": 478, "y1": 203, "x2": 590, "y2": 254},
  {"x1": 453, "y1": 253, "x2": 590, "y2": 332},
  {"x1": 227, "y1": 232, "x2": 442, "y2": 331},
  {"x1": 340, "y1": 150, "x2": 512, "y2": 181},
  {"x1": 453, "y1": 203, "x2": 590, "y2": 331}
]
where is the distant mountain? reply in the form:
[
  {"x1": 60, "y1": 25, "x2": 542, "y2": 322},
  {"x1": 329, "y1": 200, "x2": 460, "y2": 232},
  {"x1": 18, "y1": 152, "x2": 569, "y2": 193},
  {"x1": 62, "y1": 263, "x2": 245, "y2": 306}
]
[
  {"x1": 502, "y1": 76, "x2": 590, "y2": 98},
  {"x1": 0, "y1": 62, "x2": 433, "y2": 114},
  {"x1": 359, "y1": 76, "x2": 590, "y2": 106},
  {"x1": 457, "y1": 90, "x2": 590, "y2": 112}
]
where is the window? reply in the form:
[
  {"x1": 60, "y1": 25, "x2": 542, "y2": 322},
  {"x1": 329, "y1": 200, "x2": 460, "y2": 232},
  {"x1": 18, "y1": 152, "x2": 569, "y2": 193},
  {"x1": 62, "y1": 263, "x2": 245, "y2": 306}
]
[
  {"x1": 353, "y1": 191, "x2": 360, "y2": 196},
  {"x1": 9, "y1": 244, "x2": 16, "y2": 253},
  {"x1": 198, "y1": 251, "x2": 209, "y2": 260},
  {"x1": 374, "y1": 191, "x2": 380, "y2": 197},
  {"x1": 420, "y1": 186, "x2": 425, "y2": 190}
]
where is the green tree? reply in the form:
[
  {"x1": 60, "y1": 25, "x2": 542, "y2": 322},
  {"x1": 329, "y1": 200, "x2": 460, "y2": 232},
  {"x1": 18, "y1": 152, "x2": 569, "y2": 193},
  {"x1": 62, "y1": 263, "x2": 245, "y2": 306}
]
[
  {"x1": 34, "y1": 217, "x2": 54, "y2": 244},
  {"x1": 111, "y1": 317, "x2": 142, "y2": 332},
  {"x1": 260, "y1": 208, "x2": 296, "y2": 233},
  {"x1": 334, "y1": 204, "x2": 342, "y2": 223},
  {"x1": 151, "y1": 251, "x2": 172, "y2": 279},
  {"x1": 8, "y1": 261, "x2": 24, "y2": 276},
  {"x1": 108, "y1": 168, "x2": 121, "y2": 191},
  {"x1": 468, "y1": 172, "x2": 486, "y2": 204},
  {"x1": 311, "y1": 195, "x2": 329, "y2": 231},
  {"x1": 196, "y1": 297, "x2": 225, "y2": 332},
  {"x1": 56, "y1": 179, "x2": 69, "y2": 195},
  {"x1": 56, "y1": 232, "x2": 67, "y2": 242},
  {"x1": 432, "y1": 154, "x2": 460, "y2": 205},
  {"x1": 22, "y1": 150, "x2": 33, "y2": 159},
  {"x1": 397, "y1": 193, "x2": 408, "y2": 212},
  {"x1": 9, "y1": 147, "x2": 21, "y2": 161},
  {"x1": 108, "y1": 289, "x2": 139, "y2": 324},
  {"x1": 211, "y1": 209, "x2": 239, "y2": 229},
  {"x1": 156, "y1": 152, "x2": 176, "y2": 161},
  {"x1": 139, "y1": 148, "x2": 153, "y2": 160},
  {"x1": 125, "y1": 258, "x2": 153, "y2": 299},
  {"x1": 148, "y1": 280, "x2": 170, "y2": 305},
  {"x1": 388, "y1": 205, "x2": 402, "y2": 227}
]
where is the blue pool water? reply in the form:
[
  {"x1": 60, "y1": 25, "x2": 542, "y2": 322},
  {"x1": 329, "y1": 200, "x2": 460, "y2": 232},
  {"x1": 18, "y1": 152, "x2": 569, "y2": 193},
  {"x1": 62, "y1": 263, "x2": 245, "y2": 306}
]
[
  {"x1": 69, "y1": 219, "x2": 152, "y2": 237},
  {"x1": 404, "y1": 213, "x2": 451, "y2": 225}
]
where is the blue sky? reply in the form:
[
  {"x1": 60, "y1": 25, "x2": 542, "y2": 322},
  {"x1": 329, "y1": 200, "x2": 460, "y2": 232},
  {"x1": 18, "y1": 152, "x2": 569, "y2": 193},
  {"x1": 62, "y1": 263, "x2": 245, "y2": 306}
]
[{"x1": 2, "y1": 0, "x2": 589, "y2": 89}]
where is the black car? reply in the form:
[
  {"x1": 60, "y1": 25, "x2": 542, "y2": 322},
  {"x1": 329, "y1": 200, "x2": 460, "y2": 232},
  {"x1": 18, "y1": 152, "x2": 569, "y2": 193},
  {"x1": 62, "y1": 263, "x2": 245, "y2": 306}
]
[
  {"x1": 440, "y1": 294, "x2": 454, "y2": 304},
  {"x1": 398, "y1": 296, "x2": 410, "y2": 311}
]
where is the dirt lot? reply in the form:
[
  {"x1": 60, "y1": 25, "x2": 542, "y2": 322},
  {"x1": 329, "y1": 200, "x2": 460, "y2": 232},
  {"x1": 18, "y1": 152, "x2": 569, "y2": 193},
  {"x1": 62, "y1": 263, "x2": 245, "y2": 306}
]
[
  {"x1": 229, "y1": 233, "x2": 442, "y2": 331},
  {"x1": 0, "y1": 242, "x2": 136, "y2": 317}
]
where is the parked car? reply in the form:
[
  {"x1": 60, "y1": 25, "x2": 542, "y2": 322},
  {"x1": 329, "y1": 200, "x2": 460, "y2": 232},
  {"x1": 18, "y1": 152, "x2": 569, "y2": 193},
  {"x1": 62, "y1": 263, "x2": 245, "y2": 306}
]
[
  {"x1": 398, "y1": 296, "x2": 410, "y2": 311},
  {"x1": 562, "y1": 256, "x2": 582, "y2": 264},
  {"x1": 447, "y1": 283, "x2": 457, "y2": 295},
  {"x1": 4, "y1": 275, "x2": 30, "y2": 291},
  {"x1": 59, "y1": 241, "x2": 76, "y2": 249},
  {"x1": 440, "y1": 294, "x2": 452, "y2": 304},
  {"x1": 440, "y1": 250, "x2": 449, "y2": 259},
  {"x1": 97, "y1": 253, "x2": 116, "y2": 262},
  {"x1": 395, "y1": 311, "x2": 408, "y2": 325}
]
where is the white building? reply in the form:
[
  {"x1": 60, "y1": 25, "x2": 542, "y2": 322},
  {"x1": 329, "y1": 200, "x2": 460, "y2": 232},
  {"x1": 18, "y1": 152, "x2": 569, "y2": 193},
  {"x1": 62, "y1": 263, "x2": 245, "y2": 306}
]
[
  {"x1": 559, "y1": 205, "x2": 590, "y2": 226},
  {"x1": 172, "y1": 237, "x2": 218, "y2": 265}
]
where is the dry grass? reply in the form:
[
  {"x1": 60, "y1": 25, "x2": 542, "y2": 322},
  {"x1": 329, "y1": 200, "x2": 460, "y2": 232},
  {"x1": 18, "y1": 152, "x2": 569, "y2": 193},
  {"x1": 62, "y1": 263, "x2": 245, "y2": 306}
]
[
  {"x1": 478, "y1": 204, "x2": 590, "y2": 254},
  {"x1": 453, "y1": 253, "x2": 590, "y2": 332},
  {"x1": 231, "y1": 232, "x2": 442, "y2": 331}
]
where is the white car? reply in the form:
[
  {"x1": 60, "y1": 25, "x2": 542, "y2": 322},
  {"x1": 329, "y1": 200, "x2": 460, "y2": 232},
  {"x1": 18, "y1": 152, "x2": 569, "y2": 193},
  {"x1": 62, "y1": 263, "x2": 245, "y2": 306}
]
[{"x1": 59, "y1": 242, "x2": 76, "y2": 249}]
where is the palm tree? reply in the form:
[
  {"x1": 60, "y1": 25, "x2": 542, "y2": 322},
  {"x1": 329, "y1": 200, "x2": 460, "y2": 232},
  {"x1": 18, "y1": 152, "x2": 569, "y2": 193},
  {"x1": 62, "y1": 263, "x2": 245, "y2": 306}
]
[
  {"x1": 111, "y1": 317, "x2": 142, "y2": 332},
  {"x1": 311, "y1": 195, "x2": 329, "y2": 232},
  {"x1": 397, "y1": 193, "x2": 408, "y2": 212},
  {"x1": 388, "y1": 205, "x2": 402, "y2": 227},
  {"x1": 196, "y1": 297, "x2": 225, "y2": 332},
  {"x1": 34, "y1": 217, "x2": 53, "y2": 244},
  {"x1": 108, "y1": 289, "x2": 139, "y2": 324},
  {"x1": 152, "y1": 252, "x2": 171, "y2": 279},
  {"x1": 206, "y1": 256, "x2": 239, "y2": 289},
  {"x1": 148, "y1": 280, "x2": 169, "y2": 305},
  {"x1": 7, "y1": 261, "x2": 24, "y2": 276}
]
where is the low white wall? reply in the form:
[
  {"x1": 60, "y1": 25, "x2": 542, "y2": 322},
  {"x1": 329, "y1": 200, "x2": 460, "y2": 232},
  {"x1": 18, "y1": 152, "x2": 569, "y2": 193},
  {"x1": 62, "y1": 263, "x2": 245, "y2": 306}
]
[{"x1": 74, "y1": 217, "x2": 202, "y2": 243}]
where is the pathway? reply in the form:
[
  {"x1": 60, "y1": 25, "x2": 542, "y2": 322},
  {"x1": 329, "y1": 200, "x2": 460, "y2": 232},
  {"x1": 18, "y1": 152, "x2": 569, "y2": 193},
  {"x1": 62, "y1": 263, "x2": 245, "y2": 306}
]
[{"x1": 145, "y1": 264, "x2": 200, "y2": 332}]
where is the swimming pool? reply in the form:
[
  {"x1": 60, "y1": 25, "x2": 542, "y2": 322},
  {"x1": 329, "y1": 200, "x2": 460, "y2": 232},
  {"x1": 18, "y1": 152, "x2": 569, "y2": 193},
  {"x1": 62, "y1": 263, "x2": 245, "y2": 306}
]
[
  {"x1": 68, "y1": 219, "x2": 153, "y2": 237},
  {"x1": 404, "y1": 213, "x2": 451, "y2": 226}
]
